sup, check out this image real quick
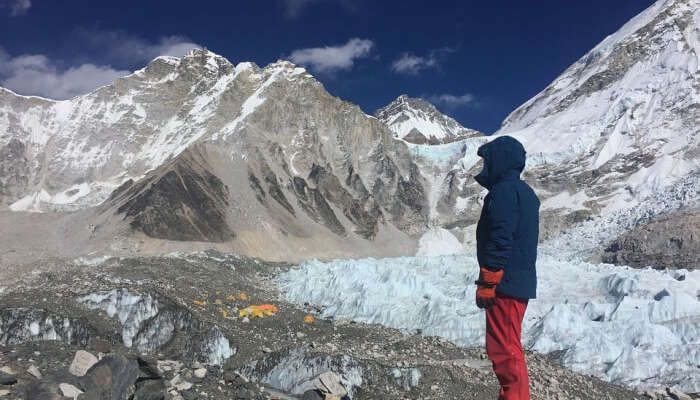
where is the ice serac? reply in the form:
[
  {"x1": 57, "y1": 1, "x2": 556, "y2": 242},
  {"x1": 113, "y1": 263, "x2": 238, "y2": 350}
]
[
  {"x1": 0, "y1": 49, "x2": 426, "y2": 260},
  {"x1": 278, "y1": 253, "x2": 700, "y2": 393},
  {"x1": 374, "y1": 95, "x2": 482, "y2": 145}
]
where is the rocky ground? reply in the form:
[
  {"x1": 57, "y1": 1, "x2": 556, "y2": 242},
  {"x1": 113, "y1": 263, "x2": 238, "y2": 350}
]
[{"x1": 0, "y1": 251, "x2": 683, "y2": 399}]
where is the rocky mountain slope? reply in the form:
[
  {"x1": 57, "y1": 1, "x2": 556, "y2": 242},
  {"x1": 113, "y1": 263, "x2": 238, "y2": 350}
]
[
  {"x1": 0, "y1": 50, "x2": 427, "y2": 261},
  {"x1": 374, "y1": 95, "x2": 482, "y2": 144},
  {"x1": 602, "y1": 208, "x2": 700, "y2": 269}
]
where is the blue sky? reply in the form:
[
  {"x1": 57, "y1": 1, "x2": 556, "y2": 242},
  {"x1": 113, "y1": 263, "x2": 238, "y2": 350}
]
[{"x1": 0, "y1": 0, "x2": 655, "y2": 133}]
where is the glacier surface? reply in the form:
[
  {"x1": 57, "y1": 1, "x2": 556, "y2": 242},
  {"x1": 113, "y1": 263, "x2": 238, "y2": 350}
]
[{"x1": 278, "y1": 252, "x2": 700, "y2": 393}]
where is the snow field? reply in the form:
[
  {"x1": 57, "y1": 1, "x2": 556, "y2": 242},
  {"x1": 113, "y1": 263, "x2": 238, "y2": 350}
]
[{"x1": 278, "y1": 253, "x2": 700, "y2": 392}]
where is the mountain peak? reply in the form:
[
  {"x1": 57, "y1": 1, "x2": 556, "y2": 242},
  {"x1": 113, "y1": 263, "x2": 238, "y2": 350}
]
[{"x1": 374, "y1": 95, "x2": 482, "y2": 145}]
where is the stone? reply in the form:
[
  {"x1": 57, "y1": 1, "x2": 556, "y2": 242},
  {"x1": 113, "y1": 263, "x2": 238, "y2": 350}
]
[
  {"x1": 302, "y1": 390, "x2": 324, "y2": 400},
  {"x1": 0, "y1": 389, "x2": 9, "y2": 397},
  {"x1": 27, "y1": 365, "x2": 42, "y2": 379},
  {"x1": 223, "y1": 372, "x2": 248, "y2": 387},
  {"x1": 169, "y1": 375, "x2": 192, "y2": 392},
  {"x1": 193, "y1": 368, "x2": 207, "y2": 379},
  {"x1": 69, "y1": 350, "x2": 99, "y2": 377},
  {"x1": 136, "y1": 357, "x2": 161, "y2": 380},
  {"x1": 59, "y1": 383, "x2": 84, "y2": 399},
  {"x1": 134, "y1": 378, "x2": 166, "y2": 400},
  {"x1": 0, "y1": 370, "x2": 16, "y2": 386},
  {"x1": 315, "y1": 371, "x2": 347, "y2": 396},
  {"x1": 181, "y1": 390, "x2": 197, "y2": 400},
  {"x1": 82, "y1": 354, "x2": 140, "y2": 400},
  {"x1": 157, "y1": 360, "x2": 183, "y2": 374},
  {"x1": 0, "y1": 367, "x2": 13, "y2": 376},
  {"x1": 167, "y1": 389, "x2": 184, "y2": 400}
]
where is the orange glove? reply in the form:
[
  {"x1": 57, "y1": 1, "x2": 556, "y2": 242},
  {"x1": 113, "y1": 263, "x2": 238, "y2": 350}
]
[{"x1": 475, "y1": 267, "x2": 503, "y2": 309}]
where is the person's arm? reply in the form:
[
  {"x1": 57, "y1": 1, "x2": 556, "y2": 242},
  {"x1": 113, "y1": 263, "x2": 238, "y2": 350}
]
[{"x1": 483, "y1": 184, "x2": 519, "y2": 270}]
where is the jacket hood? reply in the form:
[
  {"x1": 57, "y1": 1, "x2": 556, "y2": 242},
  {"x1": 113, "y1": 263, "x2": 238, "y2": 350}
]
[{"x1": 474, "y1": 135, "x2": 526, "y2": 189}]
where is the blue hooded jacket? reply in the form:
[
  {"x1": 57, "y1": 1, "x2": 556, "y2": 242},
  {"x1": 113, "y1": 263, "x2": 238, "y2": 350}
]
[{"x1": 475, "y1": 136, "x2": 540, "y2": 299}]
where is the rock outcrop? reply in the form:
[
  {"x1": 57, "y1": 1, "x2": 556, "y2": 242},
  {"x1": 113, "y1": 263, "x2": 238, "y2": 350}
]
[{"x1": 602, "y1": 209, "x2": 700, "y2": 269}]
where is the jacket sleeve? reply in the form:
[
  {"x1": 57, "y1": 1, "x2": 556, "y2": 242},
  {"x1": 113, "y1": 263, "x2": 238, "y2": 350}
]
[{"x1": 482, "y1": 184, "x2": 519, "y2": 269}]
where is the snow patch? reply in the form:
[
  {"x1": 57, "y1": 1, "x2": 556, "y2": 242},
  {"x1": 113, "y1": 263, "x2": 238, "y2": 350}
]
[
  {"x1": 416, "y1": 228, "x2": 464, "y2": 256},
  {"x1": 75, "y1": 255, "x2": 115, "y2": 266}
]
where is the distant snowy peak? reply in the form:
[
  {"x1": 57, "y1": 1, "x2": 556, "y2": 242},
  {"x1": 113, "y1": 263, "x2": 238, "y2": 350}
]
[{"x1": 374, "y1": 95, "x2": 482, "y2": 145}]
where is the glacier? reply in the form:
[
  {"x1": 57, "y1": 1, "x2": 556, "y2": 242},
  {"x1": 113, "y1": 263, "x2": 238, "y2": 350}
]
[{"x1": 278, "y1": 248, "x2": 700, "y2": 393}]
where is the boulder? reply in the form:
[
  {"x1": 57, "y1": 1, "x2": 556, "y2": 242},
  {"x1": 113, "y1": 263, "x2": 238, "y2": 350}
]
[
  {"x1": 81, "y1": 354, "x2": 139, "y2": 400},
  {"x1": 59, "y1": 383, "x2": 83, "y2": 399},
  {"x1": 69, "y1": 350, "x2": 99, "y2": 377}
]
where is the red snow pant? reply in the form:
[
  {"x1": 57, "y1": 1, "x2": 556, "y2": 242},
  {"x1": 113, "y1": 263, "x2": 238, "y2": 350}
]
[{"x1": 485, "y1": 293, "x2": 529, "y2": 400}]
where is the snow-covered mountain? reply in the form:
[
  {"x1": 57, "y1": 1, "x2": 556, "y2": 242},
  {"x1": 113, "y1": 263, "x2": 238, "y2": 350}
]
[
  {"x1": 0, "y1": 49, "x2": 427, "y2": 260},
  {"x1": 374, "y1": 95, "x2": 482, "y2": 144},
  {"x1": 499, "y1": 0, "x2": 699, "y2": 202},
  {"x1": 420, "y1": 0, "x2": 700, "y2": 267},
  {"x1": 1, "y1": 0, "x2": 698, "y2": 268}
]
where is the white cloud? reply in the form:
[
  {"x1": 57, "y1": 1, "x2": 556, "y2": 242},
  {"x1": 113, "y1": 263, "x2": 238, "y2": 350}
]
[
  {"x1": 288, "y1": 38, "x2": 374, "y2": 73},
  {"x1": 0, "y1": 52, "x2": 130, "y2": 100},
  {"x1": 428, "y1": 93, "x2": 476, "y2": 108},
  {"x1": 0, "y1": 33, "x2": 201, "y2": 100},
  {"x1": 391, "y1": 47, "x2": 456, "y2": 75},
  {"x1": 76, "y1": 30, "x2": 202, "y2": 65},
  {"x1": 391, "y1": 53, "x2": 437, "y2": 75},
  {"x1": 1, "y1": 0, "x2": 31, "y2": 16}
]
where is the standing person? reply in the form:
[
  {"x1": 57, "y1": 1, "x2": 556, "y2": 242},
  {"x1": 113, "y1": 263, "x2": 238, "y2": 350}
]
[{"x1": 474, "y1": 135, "x2": 540, "y2": 400}]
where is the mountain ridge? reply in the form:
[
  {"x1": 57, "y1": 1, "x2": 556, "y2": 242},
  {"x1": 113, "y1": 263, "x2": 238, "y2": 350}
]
[
  {"x1": 0, "y1": 48, "x2": 427, "y2": 261},
  {"x1": 374, "y1": 94, "x2": 482, "y2": 145}
]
